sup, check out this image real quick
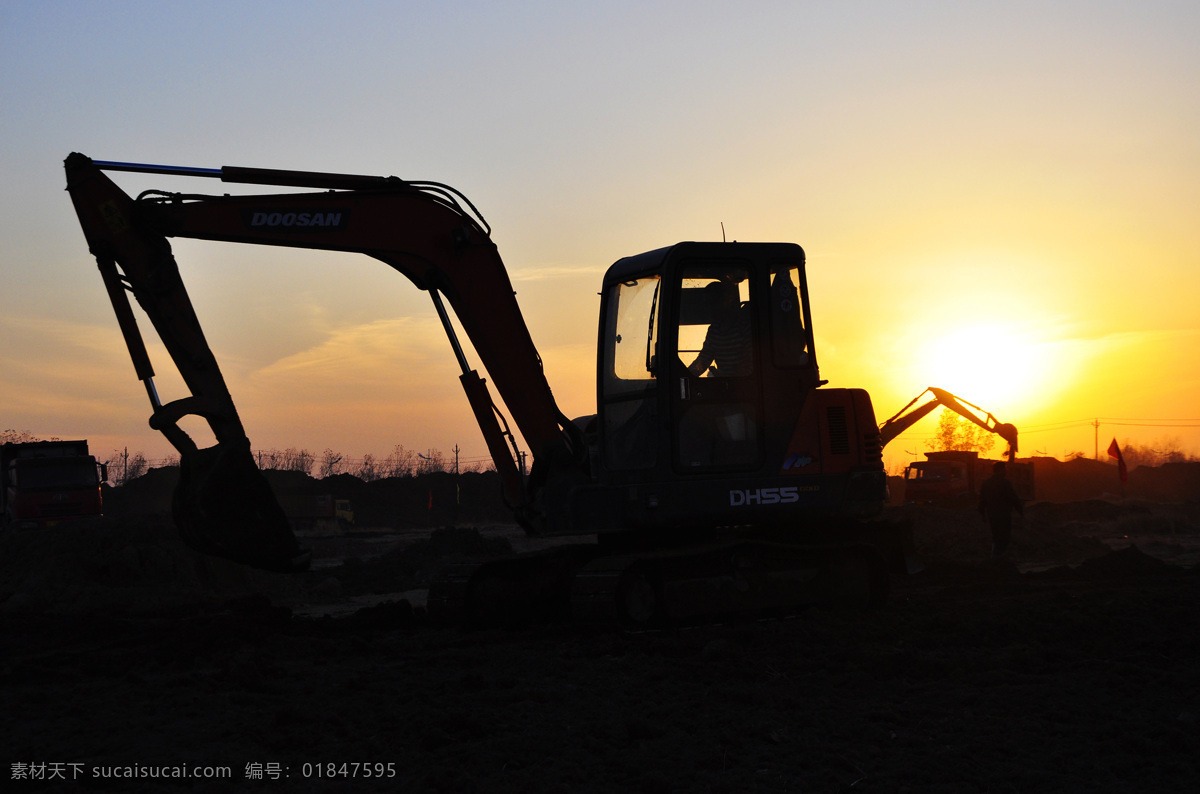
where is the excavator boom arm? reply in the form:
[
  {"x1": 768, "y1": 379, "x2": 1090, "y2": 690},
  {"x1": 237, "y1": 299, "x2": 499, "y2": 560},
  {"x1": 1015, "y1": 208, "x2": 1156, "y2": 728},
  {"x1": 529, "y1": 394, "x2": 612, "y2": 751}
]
[
  {"x1": 64, "y1": 153, "x2": 579, "y2": 566},
  {"x1": 879, "y1": 387, "x2": 1018, "y2": 460}
]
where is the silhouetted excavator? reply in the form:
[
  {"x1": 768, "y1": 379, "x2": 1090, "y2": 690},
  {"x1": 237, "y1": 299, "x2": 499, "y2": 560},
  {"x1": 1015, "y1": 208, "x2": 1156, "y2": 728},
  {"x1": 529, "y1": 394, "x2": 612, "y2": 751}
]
[
  {"x1": 879, "y1": 387, "x2": 1019, "y2": 459},
  {"x1": 879, "y1": 387, "x2": 1033, "y2": 504},
  {"x1": 65, "y1": 153, "x2": 914, "y2": 627}
]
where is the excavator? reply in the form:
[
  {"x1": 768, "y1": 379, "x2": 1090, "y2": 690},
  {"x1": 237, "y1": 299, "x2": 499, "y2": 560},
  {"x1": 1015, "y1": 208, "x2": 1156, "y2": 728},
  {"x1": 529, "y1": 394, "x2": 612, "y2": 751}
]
[
  {"x1": 879, "y1": 387, "x2": 1020, "y2": 458},
  {"x1": 64, "y1": 152, "x2": 913, "y2": 627},
  {"x1": 878, "y1": 387, "x2": 1033, "y2": 504}
]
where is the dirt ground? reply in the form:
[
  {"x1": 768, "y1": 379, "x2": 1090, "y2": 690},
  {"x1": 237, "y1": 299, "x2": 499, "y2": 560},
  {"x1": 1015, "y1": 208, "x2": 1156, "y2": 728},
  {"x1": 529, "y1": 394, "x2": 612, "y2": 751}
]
[{"x1": 3, "y1": 468, "x2": 1199, "y2": 792}]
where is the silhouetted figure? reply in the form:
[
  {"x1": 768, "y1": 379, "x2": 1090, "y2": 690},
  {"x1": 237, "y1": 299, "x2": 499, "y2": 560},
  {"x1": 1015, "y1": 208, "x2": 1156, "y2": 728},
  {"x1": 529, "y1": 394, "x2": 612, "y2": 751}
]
[
  {"x1": 978, "y1": 461, "x2": 1024, "y2": 558},
  {"x1": 679, "y1": 281, "x2": 756, "y2": 467},
  {"x1": 688, "y1": 281, "x2": 753, "y2": 377}
]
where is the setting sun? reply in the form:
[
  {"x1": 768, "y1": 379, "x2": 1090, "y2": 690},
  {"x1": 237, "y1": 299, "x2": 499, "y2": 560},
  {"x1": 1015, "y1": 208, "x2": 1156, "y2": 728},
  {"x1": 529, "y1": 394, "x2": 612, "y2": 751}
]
[
  {"x1": 917, "y1": 324, "x2": 1055, "y2": 414},
  {"x1": 1, "y1": 2, "x2": 1196, "y2": 471}
]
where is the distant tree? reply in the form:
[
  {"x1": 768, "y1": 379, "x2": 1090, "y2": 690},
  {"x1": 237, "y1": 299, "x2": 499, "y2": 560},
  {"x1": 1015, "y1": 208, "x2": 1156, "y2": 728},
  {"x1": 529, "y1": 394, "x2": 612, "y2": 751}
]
[
  {"x1": 104, "y1": 451, "x2": 120, "y2": 480},
  {"x1": 382, "y1": 444, "x2": 417, "y2": 478},
  {"x1": 926, "y1": 409, "x2": 997, "y2": 456},
  {"x1": 1117, "y1": 436, "x2": 1198, "y2": 468},
  {"x1": 1, "y1": 429, "x2": 40, "y2": 444},
  {"x1": 106, "y1": 449, "x2": 148, "y2": 485},
  {"x1": 265, "y1": 448, "x2": 315, "y2": 474},
  {"x1": 1118, "y1": 439, "x2": 1151, "y2": 468},
  {"x1": 417, "y1": 448, "x2": 446, "y2": 474},
  {"x1": 356, "y1": 453, "x2": 380, "y2": 482},
  {"x1": 126, "y1": 452, "x2": 148, "y2": 482},
  {"x1": 291, "y1": 448, "x2": 315, "y2": 474},
  {"x1": 318, "y1": 448, "x2": 344, "y2": 478}
]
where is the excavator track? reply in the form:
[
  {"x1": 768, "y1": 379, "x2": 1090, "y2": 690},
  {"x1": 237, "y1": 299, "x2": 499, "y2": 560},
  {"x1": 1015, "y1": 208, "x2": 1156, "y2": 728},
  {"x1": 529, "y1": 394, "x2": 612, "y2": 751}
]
[
  {"x1": 428, "y1": 533, "x2": 896, "y2": 632},
  {"x1": 426, "y1": 546, "x2": 601, "y2": 628},
  {"x1": 571, "y1": 540, "x2": 889, "y2": 630}
]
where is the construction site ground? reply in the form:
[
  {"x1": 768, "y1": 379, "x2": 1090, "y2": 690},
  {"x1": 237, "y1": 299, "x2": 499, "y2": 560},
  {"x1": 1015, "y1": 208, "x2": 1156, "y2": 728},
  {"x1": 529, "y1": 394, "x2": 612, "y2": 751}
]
[{"x1": 2, "y1": 461, "x2": 1198, "y2": 792}]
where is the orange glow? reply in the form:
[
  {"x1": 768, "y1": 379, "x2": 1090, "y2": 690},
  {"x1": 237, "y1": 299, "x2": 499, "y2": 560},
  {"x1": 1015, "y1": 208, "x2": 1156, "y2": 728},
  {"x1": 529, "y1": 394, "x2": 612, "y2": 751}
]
[
  {"x1": 2, "y1": 4, "x2": 1198, "y2": 469},
  {"x1": 917, "y1": 324, "x2": 1058, "y2": 415}
]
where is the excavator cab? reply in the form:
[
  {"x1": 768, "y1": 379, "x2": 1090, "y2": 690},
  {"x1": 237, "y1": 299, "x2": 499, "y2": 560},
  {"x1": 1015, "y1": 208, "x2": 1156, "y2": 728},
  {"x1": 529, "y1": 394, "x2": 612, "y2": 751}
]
[
  {"x1": 599, "y1": 243, "x2": 814, "y2": 474},
  {"x1": 577, "y1": 242, "x2": 886, "y2": 537}
]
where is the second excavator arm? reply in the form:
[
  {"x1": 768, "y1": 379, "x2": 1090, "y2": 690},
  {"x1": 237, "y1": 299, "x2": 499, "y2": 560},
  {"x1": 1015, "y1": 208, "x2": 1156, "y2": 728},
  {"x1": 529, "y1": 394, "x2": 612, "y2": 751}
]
[
  {"x1": 64, "y1": 153, "x2": 585, "y2": 569},
  {"x1": 878, "y1": 387, "x2": 1019, "y2": 461}
]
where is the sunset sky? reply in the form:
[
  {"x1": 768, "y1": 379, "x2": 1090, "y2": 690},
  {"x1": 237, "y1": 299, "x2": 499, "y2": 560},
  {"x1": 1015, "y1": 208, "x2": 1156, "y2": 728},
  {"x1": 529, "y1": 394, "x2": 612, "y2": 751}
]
[{"x1": 2, "y1": 1, "x2": 1198, "y2": 474}]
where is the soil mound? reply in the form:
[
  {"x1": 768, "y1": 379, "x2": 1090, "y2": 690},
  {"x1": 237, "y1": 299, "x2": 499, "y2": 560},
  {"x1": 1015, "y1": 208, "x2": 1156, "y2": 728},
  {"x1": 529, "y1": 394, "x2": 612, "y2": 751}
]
[
  {"x1": 1031, "y1": 457, "x2": 1200, "y2": 502},
  {"x1": 9, "y1": 465, "x2": 1200, "y2": 793},
  {"x1": 103, "y1": 467, "x2": 512, "y2": 530},
  {"x1": 0, "y1": 516, "x2": 301, "y2": 616},
  {"x1": 325, "y1": 527, "x2": 514, "y2": 597},
  {"x1": 897, "y1": 504, "x2": 1113, "y2": 566},
  {"x1": 1025, "y1": 499, "x2": 1149, "y2": 525},
  {"x1": 0, "y1": 515, "x2": 521, "y2": 617},
  {"x1": 1077, "y1": 544, "x2": 1179, "y2": 579}
]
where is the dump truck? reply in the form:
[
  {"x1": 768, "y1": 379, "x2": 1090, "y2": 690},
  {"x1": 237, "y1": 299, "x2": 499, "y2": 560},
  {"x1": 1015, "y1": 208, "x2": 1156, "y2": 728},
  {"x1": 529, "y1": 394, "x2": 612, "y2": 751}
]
[
  {"x1": 276, "y1": 491, "x2": 355, "y2": 533},
  {"x1": 1, "y1": 440, "x2": 107, "y2": 528},
  {"x1": 902, "y1": 449, "x2": 1034, "y2": 505}
]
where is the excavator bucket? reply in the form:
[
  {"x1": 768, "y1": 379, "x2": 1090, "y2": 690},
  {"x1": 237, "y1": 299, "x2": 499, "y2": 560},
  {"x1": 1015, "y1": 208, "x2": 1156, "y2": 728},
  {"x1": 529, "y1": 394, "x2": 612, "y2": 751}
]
[{"x1": 172, "y1": 440, "x2": 310, "y2": 572}]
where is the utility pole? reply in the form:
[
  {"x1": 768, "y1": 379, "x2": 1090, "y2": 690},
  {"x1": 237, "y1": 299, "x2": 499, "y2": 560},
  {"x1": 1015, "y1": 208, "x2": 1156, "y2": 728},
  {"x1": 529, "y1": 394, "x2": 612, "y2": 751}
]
[{"x1": 1093, "y1": 418, "x2": 1100, "y2": 459}]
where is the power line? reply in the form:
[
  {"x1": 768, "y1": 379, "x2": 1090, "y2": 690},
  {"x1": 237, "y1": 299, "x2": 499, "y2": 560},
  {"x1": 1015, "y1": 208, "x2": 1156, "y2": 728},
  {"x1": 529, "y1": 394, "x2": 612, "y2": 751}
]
[
  {"x1": 1098, "y1": 420, "x2": 1200, "y2": 428},
  {"x1": 982, "y1": 418, "x2": 1200, "y2": 434},
  {"x1": 1020, "y1": 422, "x2": 1095, "y2": 434}
]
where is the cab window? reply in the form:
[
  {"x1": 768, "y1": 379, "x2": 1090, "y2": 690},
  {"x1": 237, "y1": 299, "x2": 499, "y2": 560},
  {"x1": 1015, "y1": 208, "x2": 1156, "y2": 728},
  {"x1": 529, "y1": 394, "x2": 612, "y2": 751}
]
[{"x1": 769, "y1": 265, "x2": 809, "y2": 367}]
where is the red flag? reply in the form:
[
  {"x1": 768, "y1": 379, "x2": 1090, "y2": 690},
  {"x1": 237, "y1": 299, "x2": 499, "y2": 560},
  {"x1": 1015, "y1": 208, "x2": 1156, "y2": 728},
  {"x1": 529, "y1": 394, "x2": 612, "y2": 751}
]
[{"x1": 1107, "y1": 439, "x2": 1127, "y2": 484}]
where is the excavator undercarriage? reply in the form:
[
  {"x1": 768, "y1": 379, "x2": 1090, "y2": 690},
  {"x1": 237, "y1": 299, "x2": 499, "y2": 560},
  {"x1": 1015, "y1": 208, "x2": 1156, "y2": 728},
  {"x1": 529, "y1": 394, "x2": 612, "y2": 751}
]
[{"x1": 428, "y1": 524, "x2": 907, "y2": 631}]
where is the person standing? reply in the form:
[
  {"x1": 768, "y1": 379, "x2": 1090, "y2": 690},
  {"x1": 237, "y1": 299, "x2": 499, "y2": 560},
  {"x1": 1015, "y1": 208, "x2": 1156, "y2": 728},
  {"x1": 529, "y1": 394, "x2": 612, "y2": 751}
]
[{"x1": 978, "y1": 461, "x2": 1024, "y2": 558}]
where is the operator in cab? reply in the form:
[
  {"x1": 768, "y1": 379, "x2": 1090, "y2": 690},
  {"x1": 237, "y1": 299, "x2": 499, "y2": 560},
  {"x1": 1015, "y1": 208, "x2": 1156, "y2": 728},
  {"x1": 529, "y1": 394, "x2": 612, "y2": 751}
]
[{"x1": 688, "y1": 280, "x2": 753, "y2": 378}]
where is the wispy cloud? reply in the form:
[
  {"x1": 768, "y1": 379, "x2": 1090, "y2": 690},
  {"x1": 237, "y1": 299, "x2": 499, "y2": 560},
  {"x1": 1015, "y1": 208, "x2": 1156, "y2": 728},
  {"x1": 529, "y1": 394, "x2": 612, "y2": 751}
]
[
  {"x1": 246, "y1": 316, "x2": 455, "y2": 394},
  {"x1": 1044, "y1": 327, "x2": 1200, "y2": 359},
  {"x1": 508, "y1": 263, "x2": 607, "y2": 282},
  {"x1": 0, "y1": 315, "x2": 155, "y2": 431}
]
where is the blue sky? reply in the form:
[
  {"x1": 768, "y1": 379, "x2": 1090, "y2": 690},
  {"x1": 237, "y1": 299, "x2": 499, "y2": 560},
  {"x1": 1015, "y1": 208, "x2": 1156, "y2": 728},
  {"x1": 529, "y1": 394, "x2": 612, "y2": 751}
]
[{"x1": 3, "y1": 1, "x2": 1199, "y2": 468}]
